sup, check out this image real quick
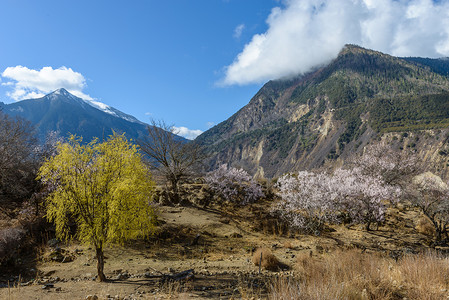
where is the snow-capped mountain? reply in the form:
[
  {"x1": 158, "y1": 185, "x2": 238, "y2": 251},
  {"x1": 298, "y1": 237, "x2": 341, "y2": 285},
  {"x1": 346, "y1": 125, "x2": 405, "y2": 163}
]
[
  {"x1": 51, "y1": 88, "x2": 143, "y2": 124},
  {"x1": 0, "y1": 88, "x2": 184, "y2": 143}
]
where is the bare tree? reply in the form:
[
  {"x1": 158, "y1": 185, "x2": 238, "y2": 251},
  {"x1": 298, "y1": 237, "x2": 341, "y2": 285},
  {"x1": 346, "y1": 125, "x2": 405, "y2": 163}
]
[
  {"x1": 0, "y1": 112, "x2": 39, "y2": 210},
  {"x1": 410, "y1": 172, "x2": 449, "y2": 244},
  {"x1": 139, "y1": 120, "x2": 204, "y2": 203}
]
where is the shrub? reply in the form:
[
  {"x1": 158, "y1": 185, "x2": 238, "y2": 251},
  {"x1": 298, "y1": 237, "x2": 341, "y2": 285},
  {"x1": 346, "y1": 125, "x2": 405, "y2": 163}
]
[
  {"x1": 416, "y1": 216, "x2": 435, "y2": 237},
  {"x1": 0, "y1": 227, "x2": 26, "y2": 265},
  {"x1": 283, "y1": 241, "x2": 293, "y2": 249},
  {"x1": 252, "y1": 248, "x2": 280, "y2": 271}
]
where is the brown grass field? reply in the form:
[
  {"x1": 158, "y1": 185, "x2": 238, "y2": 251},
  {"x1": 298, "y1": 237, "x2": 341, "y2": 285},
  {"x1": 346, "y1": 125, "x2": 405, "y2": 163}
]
[{"x1": 1, "y1": 197, "x2": 449, "y2": 299}]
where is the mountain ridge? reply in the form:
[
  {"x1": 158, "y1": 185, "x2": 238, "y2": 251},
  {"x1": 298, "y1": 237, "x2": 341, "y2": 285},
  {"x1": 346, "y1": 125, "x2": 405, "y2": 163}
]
[{"x1": 2, "y1": 88, "x2": 186, "y2": 144}]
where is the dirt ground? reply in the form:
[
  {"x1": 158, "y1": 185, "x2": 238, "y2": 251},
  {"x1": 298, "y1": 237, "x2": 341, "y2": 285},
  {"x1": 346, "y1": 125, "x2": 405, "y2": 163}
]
[{"x1": 0, "y1": 200, "x2": 438, "y2": 299}]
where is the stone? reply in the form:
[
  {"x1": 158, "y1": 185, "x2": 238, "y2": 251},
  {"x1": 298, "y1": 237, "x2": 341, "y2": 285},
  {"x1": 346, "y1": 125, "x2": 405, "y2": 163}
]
[
  {"x1": 62, "y1": 255, "x2": 74, "y2": 263},
  {"x1": 49, "y1": 251, "x2": 65, "y2": 262},
  {"x1": 219, "y1": 217, "x2": 230, "y2": 224},
  {"x1": 42, "y1": 284, "x2": 54, "y2": 289},
  {"x1": 114, "y1": 272, "x2": 129, "y2": 280}
]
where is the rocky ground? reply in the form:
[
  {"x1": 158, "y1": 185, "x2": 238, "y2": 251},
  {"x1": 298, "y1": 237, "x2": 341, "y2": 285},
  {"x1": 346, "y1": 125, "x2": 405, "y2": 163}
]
[{"x1": 0, "y1": 199, "x2": 440, "y2": 299}]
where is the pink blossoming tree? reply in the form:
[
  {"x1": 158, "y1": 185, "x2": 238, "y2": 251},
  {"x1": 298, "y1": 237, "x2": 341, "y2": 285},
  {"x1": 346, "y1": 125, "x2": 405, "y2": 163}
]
[
  {"x1": 274, "y1": 167, "x2": 401, "y2": 233},
  {"x1": 205, "y1": 164, "x2": 264, "y2": 205}
]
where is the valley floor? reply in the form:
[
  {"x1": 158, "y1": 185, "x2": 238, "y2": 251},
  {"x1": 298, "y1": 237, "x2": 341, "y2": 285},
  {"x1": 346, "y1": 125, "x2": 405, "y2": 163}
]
[{"x1": 0, "y1": 201, "x2": 445, "y2": 299}]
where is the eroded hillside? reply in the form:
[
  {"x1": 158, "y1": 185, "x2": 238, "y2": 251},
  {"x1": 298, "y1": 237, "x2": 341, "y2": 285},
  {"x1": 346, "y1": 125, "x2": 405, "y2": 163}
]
[{"x1": 197, "y1": 45, "x2": 449, "y2": 177}]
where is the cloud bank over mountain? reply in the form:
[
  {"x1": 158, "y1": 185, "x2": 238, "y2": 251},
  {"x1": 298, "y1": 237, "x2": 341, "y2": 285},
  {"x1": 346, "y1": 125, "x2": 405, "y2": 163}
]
[
  {"x1": 173, "y1": 126, "x2": 203, "y2": 140},
  {"x1": 1, "y1": 66, "x2": 92, "y2": 100},
  {"x1": 222, "y1": 0, "x2": 449, "y2": 86}
]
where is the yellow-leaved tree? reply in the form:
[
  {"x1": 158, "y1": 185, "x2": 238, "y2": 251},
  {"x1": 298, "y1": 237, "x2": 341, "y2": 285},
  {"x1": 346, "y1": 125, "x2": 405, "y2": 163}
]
[{"x1": 37, "y1": 133, "x2": 157, "y2": 281}]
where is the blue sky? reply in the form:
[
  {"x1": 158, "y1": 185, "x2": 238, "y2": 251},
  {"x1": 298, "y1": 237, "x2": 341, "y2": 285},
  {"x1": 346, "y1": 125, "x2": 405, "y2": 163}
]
[
  {"x1": 1, "y1": 0, "x2": 449, "y2": 139},
  {"x1": 0, "y1": 0, "x2": 276, "y2": 138}
]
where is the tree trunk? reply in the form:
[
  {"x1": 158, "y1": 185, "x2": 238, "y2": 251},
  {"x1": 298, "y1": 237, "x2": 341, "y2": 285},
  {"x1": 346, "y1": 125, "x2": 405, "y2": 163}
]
[
  {"x1": 432, "y1": 219, "x2": 443, "y2": 244},
  {"x1": 34, "y1": 196, "x2": 39, "y2": 216},
  {"x1": 442, "y1": 225, "x2": 448, "y2": 241},
  {"x1": 170, "y1": 178, "x2": 180, "y2": 203},
  {"x1": 96, "y1": 247, "x2": 107, "y2": 282},
  {"x1": 436, "y1": 230, "x2": 442, "y2": 244},
  {"x1": 365, "y1": 221, "x2": 371, "y2": 231}
]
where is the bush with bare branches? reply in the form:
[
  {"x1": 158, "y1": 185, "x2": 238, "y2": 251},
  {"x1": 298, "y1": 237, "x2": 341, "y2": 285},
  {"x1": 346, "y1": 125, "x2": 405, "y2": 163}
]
[{"x1": 139, "y1": 120, "x2": 204, "y2": 203}]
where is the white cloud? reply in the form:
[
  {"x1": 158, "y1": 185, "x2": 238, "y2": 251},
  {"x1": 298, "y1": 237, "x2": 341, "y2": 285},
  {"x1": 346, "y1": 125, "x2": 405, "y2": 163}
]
[
  {"x1": 173, "y1": 126, "x2": 203, "y2": 140},
  {"x1": 1, "y1": 66, "x2": 92, "y2": 101},
  {"x1": 233, "y1": 24, "x2": 245, "y2": 39},
  {"x1": 222, "y1": 0, "x2": 449, "y2": 86},
  {"x1": 206, "y1": 121, "x2": 215, "y2": 128}
]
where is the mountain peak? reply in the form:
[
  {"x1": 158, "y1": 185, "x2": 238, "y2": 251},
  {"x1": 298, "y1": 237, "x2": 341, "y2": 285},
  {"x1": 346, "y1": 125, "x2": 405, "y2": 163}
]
[
  {"x1": 47, "y1": 88, "x2": 81, "y2": 102},
  {"x1": 42, "y1": 89, "x2": 142, "y2": 124},
  {"x1": 3, "y1": 89, "x2": 155, "y2": 143},
  {"x1": 54, "y1": 87, "x2": 69, "y2": 93},
  {"x1": 51, "y1": 88, "x2": 74, "y2": 97},
  {"x1": 339, "y1": 44, "x2": 382, "y2": 55}
]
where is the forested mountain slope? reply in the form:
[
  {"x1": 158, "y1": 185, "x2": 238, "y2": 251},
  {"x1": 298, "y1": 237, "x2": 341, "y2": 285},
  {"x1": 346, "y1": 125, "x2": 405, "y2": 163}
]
[{"x1": 197, "y1": 45, "x2": 449, "y2": 177}]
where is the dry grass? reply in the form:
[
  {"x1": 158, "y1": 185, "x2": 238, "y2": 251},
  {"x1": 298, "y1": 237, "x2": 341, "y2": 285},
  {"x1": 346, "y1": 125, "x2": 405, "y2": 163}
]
[
  {"x1": 268, "y1": 276, "x2": 301, "y2": 300},
  {"x1": 398, "y1": 251, "x2": 449, "y2": 299},
  {"x1": 283, "y1": 241, "x2": 293, "y2": 249},
  {"x1": 415, "y1": 216, "x2": 435, "y2": 237},
  {"x1": 236, "y1": 273, "x2": 267, "y2": 299},
  {"x1": 252, "y1": 248, "x2": 281, "y2": 271},
  {"x1": 269, "y1": 249, "x2": 449, "y2": 300}
]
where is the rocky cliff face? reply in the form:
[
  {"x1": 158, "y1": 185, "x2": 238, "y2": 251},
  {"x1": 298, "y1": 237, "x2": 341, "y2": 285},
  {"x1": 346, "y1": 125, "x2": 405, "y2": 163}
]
[{"x1": 197, "y1": 45, "x2": 449, "y2": 178}]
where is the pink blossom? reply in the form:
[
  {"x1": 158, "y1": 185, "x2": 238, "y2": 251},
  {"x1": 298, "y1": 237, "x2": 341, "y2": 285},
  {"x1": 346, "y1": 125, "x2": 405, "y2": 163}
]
[
  {"x1": 205, "y1": 164, "x2": 264, "y2": 205},
  {"x1": 274, "y1": 167, "x2": 401, "y2": 232}
]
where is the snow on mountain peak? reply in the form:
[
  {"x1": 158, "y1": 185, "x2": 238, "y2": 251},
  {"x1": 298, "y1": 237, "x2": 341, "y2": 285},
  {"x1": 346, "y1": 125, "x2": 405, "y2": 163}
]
[
  {"x1": 86, "y1": 99, "x2": 111, "y2": 112},
  {"x1": 50, "y1": 88, "x2": 79, "y2": 101},
  {"x1": 84, "y1": 99, "x2": 142, "y2": 124},
  {"x1": 48, "y1": 88, "x2": 142, "y2": 124},
  {"x1": 54, "y1": 88, "x2": 69, "y2": 94}
]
